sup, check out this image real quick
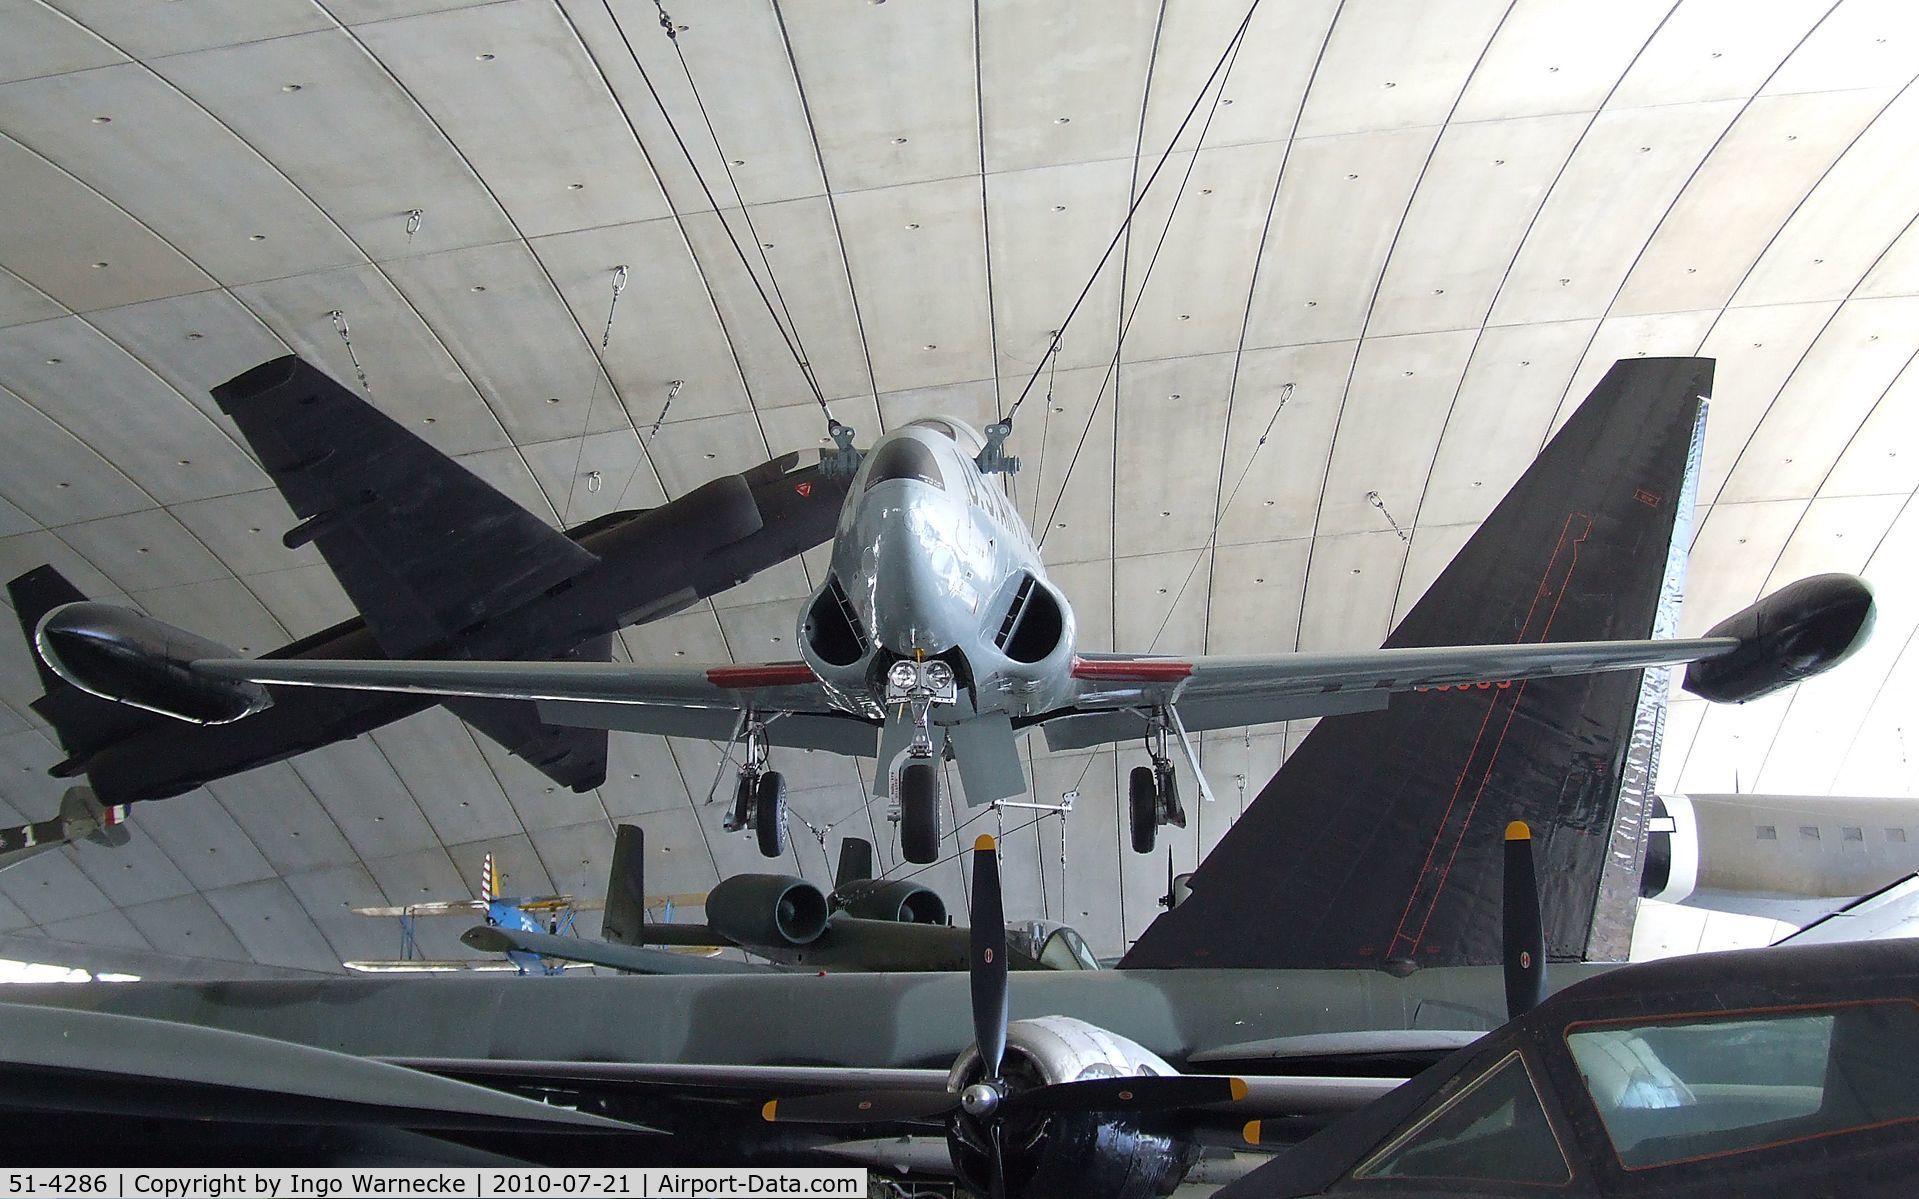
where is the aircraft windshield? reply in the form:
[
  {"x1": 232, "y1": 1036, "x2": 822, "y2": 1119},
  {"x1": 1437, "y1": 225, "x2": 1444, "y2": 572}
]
[
  {"x1": 863, "y1": 437, "x2": 944, "y2": 491},
  {"x1": 1005, "y1": 921, "x2": 1099, "y2": 970},
  {"x1": 1354, "y1": 1051, "x2": 1571, "y2": 1185}
]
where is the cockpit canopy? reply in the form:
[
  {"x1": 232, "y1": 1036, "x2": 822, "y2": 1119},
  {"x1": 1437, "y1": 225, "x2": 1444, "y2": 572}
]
[
  {"x1": 862, "y1": 435, "x2": 945, "y2": 492},
  {"x1": 1006, "y1": 920, "x2": 1101, "y2": 971}
]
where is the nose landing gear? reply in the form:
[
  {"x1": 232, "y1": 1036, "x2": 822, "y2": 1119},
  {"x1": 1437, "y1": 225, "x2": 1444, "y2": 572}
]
[
  {"x1": 1128, "y1": 710, "x2": 1188, "y2": 855},
  {"x1": 722, "y1": 713, "x2": 788, "y2": 858},
  {"x1": 897, "y1": 759, "x2": 942, "y2": 865}
]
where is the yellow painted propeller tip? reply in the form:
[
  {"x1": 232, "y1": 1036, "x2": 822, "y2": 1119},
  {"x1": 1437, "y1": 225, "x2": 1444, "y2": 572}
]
[
  {"x1": 975, "y1": 834, "x2": 996, "y2": 852},
  {"x1": 1229, "y1": 1077, "x2": 1249, "y2": 1102},
  {"x1": 1242, "y1": 1119, "x2": 1261, "y2": 1146},
  {"x1": 1505, "y1": 820, "x2": 1532, "y2": 841},
  {"x1": 761, "y1": 1100, "x2": 778, "y2": 1122}
]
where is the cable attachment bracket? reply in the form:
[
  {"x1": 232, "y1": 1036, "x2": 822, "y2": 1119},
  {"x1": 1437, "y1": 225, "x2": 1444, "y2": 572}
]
[
  {"x1": 602, "y1": 264, "x2": 628, "y2": 349},
  {"x1": 820, "y1": 419, "x2": 863, "y2": 478},
  {"x1": 327, "y1": 309, "x2": 370, "y2": 394},
  {"x1": 652, "y1": 0, "x2": 678, "y2": 39},
  {"x1": 976, "y1": 420, "x2": 1020, "y2": 476}
]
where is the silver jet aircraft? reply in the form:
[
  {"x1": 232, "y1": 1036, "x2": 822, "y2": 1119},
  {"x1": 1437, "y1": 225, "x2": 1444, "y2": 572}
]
[{"x1": 35, "y1": 359, "x2": 1875, "y2": 863}]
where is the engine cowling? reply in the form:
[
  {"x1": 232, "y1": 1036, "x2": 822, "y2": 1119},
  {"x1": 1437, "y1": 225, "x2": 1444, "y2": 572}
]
[
  {"x1": 704, "y1": 874, "x2": 829, "y2": 948},
  {"x1": 944, "y1": 1016, "x2": 1200, "y2": 1199},
  {"x1": 832, "y1": 878, "x2": 947, "y2": 925},
  {"x1": 35, "y1": 603, "x2": 271, "y2": 725},
  {"x1": 1684, "y1": 573, "x2": 1874, "y2": 704}
]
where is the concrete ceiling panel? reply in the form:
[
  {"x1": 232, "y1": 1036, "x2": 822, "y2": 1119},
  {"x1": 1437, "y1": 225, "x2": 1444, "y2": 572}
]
[
  {"x1": 0, "y1": 0, "x2": 124, "y2": 85},
  {"x1": 1211, "y1": 340, "x2": 1357, "y2": 547},
  {"x1": 201, "y1": 876, "x2": 343, "y2": 971},
  {"x1": 1296, "y1": 528, "x2": 1408, "y2": 653},
  {"x1": 382, "y1": 240, "x2": 629, "y2": 443},
  {"x1": 155, "y1": 29, "x2": 521, "y2": 261},
  {"x1": 1719, "y1": 294, "x2": 1919, "y2": 503},
  {"x1": 1392, "y1": 520, "x2": 1476, "y2": 625},
  {"x1": 361, "y1": 844, "x2": 464, "y2": 908},
  {"x1": 1695, "y1": 300, "x2": 1842, "y2": 503},
  {"x1": 780, "y1": 0, "x2": 977, "y2": 193},
  {"x1": 354, "y1": 0, "x2": 671, "y2": 237},
  {"x1": 1316, "y1": 328, "x2": 1478, "y2": 537},
  {"x1": 520, "y1": 430, "x2": 661, "y2": 528},
  {"x1": 58, "y1": 508, "x2": 231, "y2": 594},
  {"x1": 234, "y1": 265, "x2": 512, "y2": 458},
  {"x1": 44, "y1": 0, "x2": 335, "y2": 59},
  {"x1": 1675, "y1": 687, "x2": 1795, "y2": 796},
  {"x1": 473, "y1": 737, "x2": 611, "y2": 835},
  {"x1": 281, "y1": 860, "x2": 398, "y2": 967},
  {"x1": 527, "y1": 818, "x2": 615, "y2": 902},
  {"x1": 646, "y1": 411, "x2": 772, "y2": 498},
  {"x1": 1205, "y1": 538, "x2": 1309, "y2": 655},
  {"x1": 978, "y1": 0, "x2": 1158, "y2": 175},
  {"x1": 0, "y1": 267, "x2": 66, "y2": 329},
  {"x1": 135, "y1": 790, "x2": 277, "y2": 891},
  {"x1": 1824, "y1": 353, "x2": 1919, "y2": 499},
  {"x1": 85, "y1": 291, "x2": 290, "y2": 437},
  {"x1": 1653, "y1": 696, "x2": 1707, "y2": 794},
  {"x1": 1295, "y1": 0, "x2": 1510, "y2": 139},
  {"x1": 170, "y1": 490, "x2": 319, "y2": 579},
  {"x1": 0, "y1": 493, "x2": 36, "y2": 540},
  {"x1": 63, "y1": 828, "x2": 196, "y2": 910},
  {"x1": 243, "y1": 562, "x2": 354, "y2": 635},
  {"x1": 1242, "y1": 127, "x2": 1436, "y2": 347},
  {"x1": 1110, "y1": 357, "x2": 1233, "y2": 557},
  {"x1": 1024, "y1": 366, "x2": 1116, "y2": 566},
  {"x1": 1119, "y1": 142, "x2": 1290, "y2": 364},
  {"x1": 1491, "y1": 100, "x2": 1742, "y2": 326},
  {"x1": 206, "y1": 762, "x2": 359, "y2": 876},
  {"x1": 445, "y1": 832, "x2": 556, "y2": 903},
  {"x1": 679, "y1": 199, "x2": 873, "y2": 406},
  {"x1": 0, "y1": 531, "x2": 119, "y2": 603},
  {"x1": 530, "y1": 218, "x2": 750, "y2": 424},
  {"x1": 1762, "y1": 492, "x2": 1904, "y2": 593},
  {"x1": 605, "y1": 805, "x2": 718, "y2": 900},
  {"x1": 872, "y1": 382, "x2": 991, "y2": 440},
  {"x1": 286, "y1": 739, "x2": 440, "y2": 860},
  {"x1": 1831, "y1": 640, "x2": 1919, "y2": 796},
  {"x1": 1762, "y1": 0, "x2": 1919, "y2": 95},
  {"x1": 1369, "y1": 113, "x2": 1589, "y2": 338},
  {"x1": 0, "y1": 65, "x2": 366, "y2": 286},
  {"x1": 133, "y1": 578, "x2": 289, "y2": 655},
  {"x1": 120, "y1": 892, "x2": 250, "y2": 963},
  {"x1": 603, "y1": 734, "x2": 696, "y2": 819},
  {"x1": 1618, "y1": 89, "x2": 1894, "y2": 317},
  {"x1": 711, "y1": 596, "x2": 802, "y2": 663},
  {"x1": 560, "y1": 0, "x2": 825, "y2": 210},
  {"x1": 1058, "y1": 755, "x2": 1124, "y2": 953},
  {"x1": 835, "y1": 175, "x2": 995, "y2": 394},
  {"x1": 0, "y1": 319, "x2": 268, "y2": 503},
  {"x1": 1611, "y1": 0, "x2": 1828, "y2": 109},
  {"x1": 325, "y1": 0, "x2": 505, "y2": 23},
  {"x1": 369, "y1": 707, "x2": 527, "y2": 847},
  {"x1": 619, "y1": 605, "x2": 730, "y2": 665},
  {"x1": 1045, "y1": 559, "x2": 1112, "y2": 654},
  {"x1": 0, "y1": 727, "x2": 63, "y2": 807},
  {"x1": 0, "y1": 383, "x2": 153, "y2": 525},
  {"x1": 1858, "y1": 209, "x2": 1919, "y2": 299},
  {"x1": 0, "y1": 834, "x2": 114, "y2": 925},
  {"x1": 1555, "y1": 310, "x2": 1720, "y2": 436},
  {"x1": 1681, "y1": 498, "x2": 1806, "y2": 638},
  {"x1": 707, "y1": 557, "x2": 813, "y2": 614},
  {"x1": 985, "y1": 158, "x2": 1133, "y2": 375},
  {"x1": 0, "y1": 133, "x2": 215, "y2": 311},
  {"x1": 1452, "y1": 0, "x2": 1670, "y2": 122},
  {"x1": 1140, "y1": 0, "x2": 1339, "y2": 156},
  {"x1": 1419, "y1": 321, "x2": 1596, "y2": 528},
  {"x1": 1735, "y1": 83, "x2": 1919, "y2": 306},
  {"x1": 41, "y1": 906, "x2": 151, "y2": 953},
  {"x1": 1113, "y1": 549, "x2": 1211, "y2": 656}
]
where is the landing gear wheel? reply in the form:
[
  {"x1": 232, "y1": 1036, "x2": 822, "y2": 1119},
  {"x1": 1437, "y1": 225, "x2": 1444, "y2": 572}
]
[
  {"x1": 899, "y1": 762, "x2": 942, "y2": 864},
  {"x1": 1129, "y1": 765, "x2": 1158, "y2": 854},
  {"x1": 726, "y1": 772, "x2": 754, "y2": 832},
  {"x1": 754, "y1": 770, "x2": 787, "y2": 858}
]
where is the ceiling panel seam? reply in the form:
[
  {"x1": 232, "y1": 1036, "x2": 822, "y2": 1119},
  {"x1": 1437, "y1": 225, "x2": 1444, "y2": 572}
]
[
  {"x1": 1831, "y1": 614, "x2": 1919, "y2": 787},
  {"x1": 1381, "y1": 1, "x2": 1684, "y2": 620},
  {"x1": 1290, "y1": 0, "x2": 1518, "y2": 655},
  {"x1": 1535, "y1": 0, "x2": 1849, "y2": 439}
]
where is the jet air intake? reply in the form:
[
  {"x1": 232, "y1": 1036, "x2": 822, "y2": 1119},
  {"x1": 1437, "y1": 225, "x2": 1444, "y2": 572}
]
[
  {"x1": 35, "y1": 603, "x2": 271, "y2": 726},
  {"x1": 1683, "y1": 574, "x2": 1874, "y2": 704},
  {"x1": 705, "y1": 874, "x2": 829, "y2": 947}
]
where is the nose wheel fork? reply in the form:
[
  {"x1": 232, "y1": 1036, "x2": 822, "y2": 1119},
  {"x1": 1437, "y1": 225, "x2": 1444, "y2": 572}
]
[
  {"x1": 723, "y1": 713, "x2": 788, "y2": 858},
  {"x1": 1129, "y1": 709, "x2": 1187, "y2": 855}
]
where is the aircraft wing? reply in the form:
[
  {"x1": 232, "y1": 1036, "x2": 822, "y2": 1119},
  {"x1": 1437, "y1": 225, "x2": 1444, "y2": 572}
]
[
  {"x1": 212, "y1": 356, "x2": 599, "y2": 658},
  {"x1": 461, "y1": 926, "x2": 775, "y2": 975},
  {"x1": 1041, "y1": 638, "x2": 1739, "y2": 750},
  {"x1": 191, "y1": 657, "x2": 881, "y2": 754}
]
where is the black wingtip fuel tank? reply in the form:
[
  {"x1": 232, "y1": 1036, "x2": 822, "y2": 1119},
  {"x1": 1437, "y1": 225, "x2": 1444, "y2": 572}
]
[
  {"x1": 35, "y1": 602, "x2": 271, "y2": 725},
  {"x1": 1683, "y1": 573, "x2": 1874, "y2": 703}
]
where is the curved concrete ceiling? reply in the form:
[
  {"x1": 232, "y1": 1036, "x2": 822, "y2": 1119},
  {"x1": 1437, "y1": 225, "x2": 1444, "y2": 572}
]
[{"x1": 0, "y1": 0, "x2": 1914, "y2": 974}]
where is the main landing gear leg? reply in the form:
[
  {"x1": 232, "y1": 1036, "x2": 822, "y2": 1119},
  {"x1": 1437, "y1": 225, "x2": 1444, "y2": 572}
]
[
  {"x1": 1128, "y1": 709, "x2": 1187, "y2": 855},
  {"x1": 723, "y1": 714, "x2": 787, "y2": 858}
]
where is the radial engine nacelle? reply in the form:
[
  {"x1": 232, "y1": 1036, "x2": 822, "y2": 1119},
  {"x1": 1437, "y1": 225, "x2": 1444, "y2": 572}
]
[
  {"x1": 1683, "y1": 573, "x2": 1875, "y2": 704},
  {"x1": 35, "y1": 602, "x2": 271, "y2": 725}
]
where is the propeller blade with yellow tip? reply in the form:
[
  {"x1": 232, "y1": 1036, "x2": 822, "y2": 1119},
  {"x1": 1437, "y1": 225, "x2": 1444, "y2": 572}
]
[{"x1": 1503, "y1": 820, "x2": 1546, "y2": 1019}]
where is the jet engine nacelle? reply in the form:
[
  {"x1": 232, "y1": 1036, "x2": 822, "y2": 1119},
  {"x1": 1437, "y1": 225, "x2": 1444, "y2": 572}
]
[
  {"x1": 831, "y1": 878, "x2": 947, "y2": 924},
  {"x1": 944, "y1": 1016, "x2": 1200, "y2": 1199},
  {"x1": 1684, "y1": 573, "x2": 1875, "y2": 704},
  {"x1": 35, "y1": 603, "x2": 271, "y2": 726},
  {"x1": 704, "y1": 873, "x2": 829, "y2": 948}
]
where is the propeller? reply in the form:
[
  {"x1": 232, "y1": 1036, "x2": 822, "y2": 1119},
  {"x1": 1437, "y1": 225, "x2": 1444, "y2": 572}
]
[
  {"x1": 762, "y1": 834, "x2": 1247, "y2": 1197},
  {"x1": 1502, "y1": 820, "x2": 1547, "y2": 1020}
]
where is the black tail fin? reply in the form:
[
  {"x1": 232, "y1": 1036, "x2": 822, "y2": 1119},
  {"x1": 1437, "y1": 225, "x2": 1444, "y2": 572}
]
[
  {"x1": 603, "y1": 824, "x2": 646, "y2": 946},
  {"x1": 7, "y1": 566, "x2": 158, "y2": 768},
  {"x1": 1120, "y1": 357, "x2": 1711, "y2": 971},
  {"x1": 835, "y1": 837, "x2": 875, "y2": 890}
]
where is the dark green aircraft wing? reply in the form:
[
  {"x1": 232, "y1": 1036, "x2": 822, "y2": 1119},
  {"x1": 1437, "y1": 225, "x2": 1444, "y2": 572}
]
[{"x1": 214, "y1": 356, "x2": 598, "y2": 659}]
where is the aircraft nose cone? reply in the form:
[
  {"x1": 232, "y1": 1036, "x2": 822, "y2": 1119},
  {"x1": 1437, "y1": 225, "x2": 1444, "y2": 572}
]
[{"x1": 852, "y1": 486, "x2": 985, "y2": 657}]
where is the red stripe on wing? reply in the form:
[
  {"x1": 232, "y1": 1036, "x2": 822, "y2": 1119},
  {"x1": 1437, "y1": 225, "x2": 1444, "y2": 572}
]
[
  {"x1": 1071, "y1": 657, "x2": 1193, "y2": 682},
  {"x1": 706, "y1": 662, "x2": 818, "y2": 689}
]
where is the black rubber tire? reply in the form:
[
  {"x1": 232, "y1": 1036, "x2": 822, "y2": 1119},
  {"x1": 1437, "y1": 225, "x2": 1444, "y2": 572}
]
[
  {"x1": 754, "y1": 770, "x2": 787, "y2": 858},
  {"x1": 1129, "y1": 765, "x2": 1158, "y2": 854},
  {"x1": 728, "y1": 772, "x2": 754, "y2": 831},
  {"x1": 898, "y1": 762, "x2": 942, "y2": 864}
]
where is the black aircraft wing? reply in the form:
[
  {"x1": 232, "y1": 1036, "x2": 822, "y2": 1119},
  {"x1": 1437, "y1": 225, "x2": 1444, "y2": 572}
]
[
  {"x1": 1121, "y1": 357, "x2": 1713, "y2": 972},
  {"x1": 212, "y1": 356, "x2": 598, "y2": 658},
  {"x1": 443, "y1": 637, "x2": 613, "y2": 792}
]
